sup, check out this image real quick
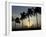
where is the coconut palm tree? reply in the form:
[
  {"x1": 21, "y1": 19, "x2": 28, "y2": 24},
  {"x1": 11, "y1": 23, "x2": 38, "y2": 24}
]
[
  {"x1": 34, "y1": 7, "x2": 41, "y2": 28},
  {"x1": 15, "y1": 17, "x2": 20, "y2": 28},
  {"x1": 15, "y1": 17, "x2": 20, "y2": 24},
  {"x1": 26, "y1": 8, "x2": 33, "y2": 27},
  {"x1": 20, "y1": 12, "x2": 26, "y2": 28}
]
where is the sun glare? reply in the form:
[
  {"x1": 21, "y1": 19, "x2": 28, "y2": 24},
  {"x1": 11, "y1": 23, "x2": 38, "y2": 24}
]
[{"x1": 23, "y1": 18, "x2": 33, "y2": 28}]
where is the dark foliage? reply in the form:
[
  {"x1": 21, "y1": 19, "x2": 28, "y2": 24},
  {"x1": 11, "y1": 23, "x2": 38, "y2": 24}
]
[
  {"x1": 34, "y1": 7, "x2": 41, "y2": 14},
  {"x1": 20, "y1": 12, "x2": 26, "y2": 20},
  {"x1": 26, "y1": 8, "x2": 33, "y2": 17},
  {"x1": 12, "y1": 16, "x2": 14, "y2": 21},
  {"x1": 15, "y1": 17, "x2": 20, "y2": 23}
]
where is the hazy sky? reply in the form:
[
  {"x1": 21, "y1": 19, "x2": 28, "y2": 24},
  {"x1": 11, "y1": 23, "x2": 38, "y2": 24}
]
[
  {"x1": 12, "y1": 6, "x2": 41, "y2": 28},
  {"x1": 12, "y1": 6, "x2": 32, "y2": 18}
]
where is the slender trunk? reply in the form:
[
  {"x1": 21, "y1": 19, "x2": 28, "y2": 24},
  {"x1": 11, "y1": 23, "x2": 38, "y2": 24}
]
[
  {"x1": 36, "y1": 13, "x2": 38, "y2": 28},
  {"x1": 15, "y1": 22, "x2": 16, "y2": 29},
  {"x1": 22, "y1": 20, "x2": 23, "y2": 28},
  {"x1": 28, "y1": 16, "x2": 30, "y2": 28}
]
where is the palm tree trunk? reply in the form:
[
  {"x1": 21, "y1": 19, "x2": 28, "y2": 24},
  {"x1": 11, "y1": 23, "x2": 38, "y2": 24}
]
[
  {"x1": 15, "y1": 22, "x2": 16, "y2": 29},
  {"x1": 36, "y1": 13, "x2": 38, "y2": 28},
  {"x1": 28, "y1": 16, "x2": 30, "y2": 28},
  {"x1": 22, "y1": 20, "x2": 23, "y2": 28}
]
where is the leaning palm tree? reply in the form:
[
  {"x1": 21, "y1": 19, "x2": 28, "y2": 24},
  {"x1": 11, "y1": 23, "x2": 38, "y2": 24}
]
[
  {"x1": 26, "y1": 8, "x2": 33, "y2": 27},
  {"x1": 20, "y1": 12, "x2": 26, "y2": 28}
]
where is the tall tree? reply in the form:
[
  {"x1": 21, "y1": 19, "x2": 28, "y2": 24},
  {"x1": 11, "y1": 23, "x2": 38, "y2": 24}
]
[
  {"x1": 34, "y1": 7, "x2": 41, "y2": 28},
  {"x1": 15, "y1": 17, "x2": 20, "y2": 28},
  {"x1": 26, "y1": 8, "x2": 33, "y2": 27},
  {"x1": 12, "y1": 16, "x2": 14, "y2": 21},
  {"x1": 20, "y1": 12, "x2": 26, "y2": 28},
  {"x1": 15, "y1": 17, "x2": 20, "y2": 23}
]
